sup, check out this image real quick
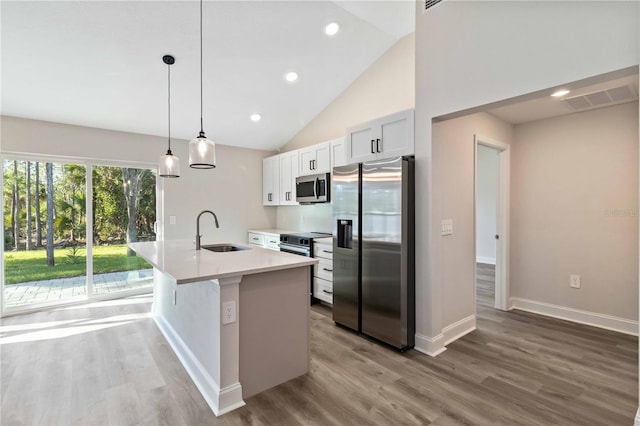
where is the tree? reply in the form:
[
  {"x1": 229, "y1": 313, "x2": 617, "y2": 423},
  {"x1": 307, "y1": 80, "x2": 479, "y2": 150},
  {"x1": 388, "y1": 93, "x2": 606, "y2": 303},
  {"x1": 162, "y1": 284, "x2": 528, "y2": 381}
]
[
  {"x1": 35, "y1": 162, "x2": 42, "y2": 247},
  {"x1": 122, "y1": 168, "x2": 153, "y2": 256},
  {"x1": 46, "y1": 162, "x2": 55, "y2": 267},
  {"x1": 13, "y1": 160, "x2": 19, "y2": 250},
  {"x1": 25, "y1": 161, "x2": 32, "y2": 250}
]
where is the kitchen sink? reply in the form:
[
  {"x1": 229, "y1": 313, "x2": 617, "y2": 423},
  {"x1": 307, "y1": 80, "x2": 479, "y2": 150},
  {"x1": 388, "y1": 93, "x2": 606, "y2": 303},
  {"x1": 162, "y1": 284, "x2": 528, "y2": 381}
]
[{"x1": 201, "y1": 243, "x2": 250, "y2": 253}]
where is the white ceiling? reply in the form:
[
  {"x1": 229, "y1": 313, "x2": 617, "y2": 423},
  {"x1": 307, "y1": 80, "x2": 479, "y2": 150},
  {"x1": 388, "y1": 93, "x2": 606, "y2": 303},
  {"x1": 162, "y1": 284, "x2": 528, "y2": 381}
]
[
  {"x1": 487, "y1": 74, "x2": 639, "y2": 125},
  {"x1": 1, "y1": 0, "x2": 415, "y2": 152}
]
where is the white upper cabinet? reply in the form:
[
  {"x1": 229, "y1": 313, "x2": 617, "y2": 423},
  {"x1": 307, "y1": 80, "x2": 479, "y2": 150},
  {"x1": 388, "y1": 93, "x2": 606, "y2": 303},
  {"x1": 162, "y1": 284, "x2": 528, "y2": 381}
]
[
  {"x1": 346, "y1": 109, "x2": 414, "y2": 163},
  {"x1": 279, "y1": 150, "x2": 299, "y2": 205},
  {"x1": 262, "y1": 156, "x2": 280, "y2": 206},
  {"x1": 330, "y1": 137, "x2": 347, "y2": 168},
  {"x1": 299, "y1": 141, "x2": 330, "y2": 175}
]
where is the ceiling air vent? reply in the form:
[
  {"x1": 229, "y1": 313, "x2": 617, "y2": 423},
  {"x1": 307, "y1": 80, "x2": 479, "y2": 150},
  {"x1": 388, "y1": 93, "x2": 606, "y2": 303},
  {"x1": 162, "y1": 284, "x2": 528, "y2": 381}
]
[
  {"x1": 563, "y1": 84, "x2": 638, "y2": 112},
  {"x1": 425, "y1": 0, "x2": 443, "y2": 11}
]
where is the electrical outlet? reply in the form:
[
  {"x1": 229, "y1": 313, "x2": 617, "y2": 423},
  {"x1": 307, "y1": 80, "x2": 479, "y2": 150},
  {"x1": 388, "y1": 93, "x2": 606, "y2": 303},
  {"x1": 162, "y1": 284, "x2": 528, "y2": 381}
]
[
  {"x1": 172, "y1": 290, "x2": 177, "y2": 305},
  {"x1": 222, "y1": 301, "x2": 236, "y2": 325},
  {"x1": 570, "y1": 274, "x2": 581, "y2": 289}
]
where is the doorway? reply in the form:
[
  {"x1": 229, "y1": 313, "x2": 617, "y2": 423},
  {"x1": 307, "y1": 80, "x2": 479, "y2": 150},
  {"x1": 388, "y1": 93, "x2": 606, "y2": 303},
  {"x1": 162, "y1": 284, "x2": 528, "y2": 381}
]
[{"x1": 474, "y1": 135, "x2": 509, "y2": 312}]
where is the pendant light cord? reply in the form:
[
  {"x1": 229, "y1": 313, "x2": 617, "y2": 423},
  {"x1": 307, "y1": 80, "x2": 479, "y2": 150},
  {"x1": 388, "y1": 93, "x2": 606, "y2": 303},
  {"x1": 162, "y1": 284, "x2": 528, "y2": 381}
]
[
  {"x1": 168, "y1": 62, "x2": 172, "y2": 151},
  {"x1": 199, "y1": 0, "x2": 204, "y2": 135}
]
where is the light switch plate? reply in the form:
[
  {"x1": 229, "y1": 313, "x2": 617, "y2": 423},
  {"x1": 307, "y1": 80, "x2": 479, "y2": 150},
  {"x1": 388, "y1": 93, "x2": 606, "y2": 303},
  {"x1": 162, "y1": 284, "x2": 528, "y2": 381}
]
[
  {"x1": 169, "y1": 215, "x2": 176, "y2": 225},
  {"x1": 441, "y1": 219, "x2": 453, "y2": 236}
]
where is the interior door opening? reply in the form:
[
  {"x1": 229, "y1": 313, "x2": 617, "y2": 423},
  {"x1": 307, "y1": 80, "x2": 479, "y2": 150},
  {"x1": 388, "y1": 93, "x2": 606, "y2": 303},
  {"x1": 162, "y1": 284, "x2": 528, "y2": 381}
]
[{"x1": 474, "y1": 135, "x2": 510, "y2": 313}]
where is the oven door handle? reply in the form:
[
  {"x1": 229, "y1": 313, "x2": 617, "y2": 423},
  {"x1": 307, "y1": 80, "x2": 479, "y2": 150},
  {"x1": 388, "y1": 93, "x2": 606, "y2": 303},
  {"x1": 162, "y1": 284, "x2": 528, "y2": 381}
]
[{"x1": 279, "y1": 243, "x2": 310, "y2": 256}]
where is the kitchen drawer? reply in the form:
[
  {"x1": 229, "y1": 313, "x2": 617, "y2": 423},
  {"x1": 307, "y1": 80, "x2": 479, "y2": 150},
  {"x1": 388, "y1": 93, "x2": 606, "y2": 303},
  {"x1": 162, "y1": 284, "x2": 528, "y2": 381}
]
[
  {"x1": 248, "y1": 232, "x2": 265, "y2": 246},
  {"x1": 315, "y1": 257, "x2": 333, "y2": 282},
  {"x1": 314, "y1": 277, "x2": 333, "y2": 304},
  {"x1": 313, "y1": 243, "x2": 333, "y2": 260},
  {"x1": 265, "y1": 236, "x2": 280, "y2": 251}
]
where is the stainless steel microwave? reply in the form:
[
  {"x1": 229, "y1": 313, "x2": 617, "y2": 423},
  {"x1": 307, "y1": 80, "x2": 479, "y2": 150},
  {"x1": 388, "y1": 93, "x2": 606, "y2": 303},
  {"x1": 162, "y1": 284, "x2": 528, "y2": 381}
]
[{"x1": 296, "y1": 173, "x2": 330, "y2": 204}]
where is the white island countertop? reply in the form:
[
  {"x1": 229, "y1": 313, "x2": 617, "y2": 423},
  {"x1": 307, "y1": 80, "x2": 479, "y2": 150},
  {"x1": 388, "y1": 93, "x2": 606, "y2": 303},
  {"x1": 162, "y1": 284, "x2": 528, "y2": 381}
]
[{"x1": 129, "y1": 240, "x2": 317, "y2": 284}]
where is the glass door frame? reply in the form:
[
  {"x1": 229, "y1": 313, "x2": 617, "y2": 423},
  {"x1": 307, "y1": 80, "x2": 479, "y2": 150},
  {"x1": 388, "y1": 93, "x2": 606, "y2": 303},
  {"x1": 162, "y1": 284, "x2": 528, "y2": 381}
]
[{"x1": 0, "y1": 152, "x2": 160, "y2": 317}]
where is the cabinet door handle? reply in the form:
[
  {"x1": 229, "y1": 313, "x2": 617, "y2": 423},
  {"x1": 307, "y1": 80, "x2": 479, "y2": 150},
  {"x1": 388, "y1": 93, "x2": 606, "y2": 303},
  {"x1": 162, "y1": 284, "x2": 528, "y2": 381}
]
[
  {"x1": 371, "y1": 139, "x2": 375, "y2": 154},
  {"x1": 376, "y1": 138, "x2": 381, "y2": 153},
  {"x1": 309, "y1": 160, "x2": 313, "y2": 170},
  {"x1": 322, "y1": 250, "x2": 333, "y2": 254},
  {"x1": 252, "y1": 237, "x2": 259, "y2": 241},
  {"x1": 322, "y1": 289, "x2": 333, "y2": 295},
  {"x1": 322, "y1": 268, "x2": 333, "y2": 272}
]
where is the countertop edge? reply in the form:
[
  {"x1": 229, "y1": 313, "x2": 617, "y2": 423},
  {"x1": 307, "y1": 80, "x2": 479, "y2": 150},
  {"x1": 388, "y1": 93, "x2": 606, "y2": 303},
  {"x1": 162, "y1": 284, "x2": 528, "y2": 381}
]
[{"x1": 129, "y1": 241, "x2": 318, "y2": 285}]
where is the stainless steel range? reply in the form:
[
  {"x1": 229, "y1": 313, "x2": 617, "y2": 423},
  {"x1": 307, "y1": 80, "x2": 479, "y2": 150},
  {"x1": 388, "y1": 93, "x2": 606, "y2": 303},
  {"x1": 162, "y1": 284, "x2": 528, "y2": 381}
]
[{"x1": 280, "y1": 232, "x2": 331, "y2": 303}]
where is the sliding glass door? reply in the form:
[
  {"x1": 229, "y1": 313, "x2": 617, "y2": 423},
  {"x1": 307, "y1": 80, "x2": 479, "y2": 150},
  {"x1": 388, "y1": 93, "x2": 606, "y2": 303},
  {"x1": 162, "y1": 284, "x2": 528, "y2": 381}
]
[
  {"x1": 91, "y1": 165, "x2": 155, "y2": 295},
  {"x1": 2, "y1": 158, "x2": 156, "y2": 312},
  {"x1": 2, "y1": 160, "x2": 87, "y2": 308}
]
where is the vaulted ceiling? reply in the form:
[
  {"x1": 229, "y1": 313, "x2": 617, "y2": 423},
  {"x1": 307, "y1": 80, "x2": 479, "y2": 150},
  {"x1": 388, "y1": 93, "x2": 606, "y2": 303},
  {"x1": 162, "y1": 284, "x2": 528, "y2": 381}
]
[{"x1": 1, "y1": 1, "x2": 415, "y2": 151}]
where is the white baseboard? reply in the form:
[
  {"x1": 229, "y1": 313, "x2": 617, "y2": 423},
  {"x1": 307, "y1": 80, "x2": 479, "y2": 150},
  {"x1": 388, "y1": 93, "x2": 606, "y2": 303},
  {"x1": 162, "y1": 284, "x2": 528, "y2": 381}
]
[
  {"x1": 414, "y1": 314, "x2": 477, "y2": 357},
  {"x1": 442, "y1": 314, "x2": 477, "y2": 345},
  {"x1": 476, "y1": 256, "x2": 496, "y2": 265},
  {"x1": 414, "y1": 333, "x2": 446, "y2": 357},
  {"x1": 154, "y1": 314, "x2": 245, "y2": 416},
  {"x1": 510, "y1": 297, "x2": 638, "y2": 336},
  {"x1": 635, "y1": 408, "x2": 640, "y2": 426}
]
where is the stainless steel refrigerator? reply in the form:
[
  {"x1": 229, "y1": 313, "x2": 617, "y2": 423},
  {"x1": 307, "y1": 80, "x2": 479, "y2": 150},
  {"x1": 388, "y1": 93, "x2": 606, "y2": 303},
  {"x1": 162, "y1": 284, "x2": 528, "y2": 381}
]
[{"x1": 332, "y1": 156, "x2": 415, "y2": 350}]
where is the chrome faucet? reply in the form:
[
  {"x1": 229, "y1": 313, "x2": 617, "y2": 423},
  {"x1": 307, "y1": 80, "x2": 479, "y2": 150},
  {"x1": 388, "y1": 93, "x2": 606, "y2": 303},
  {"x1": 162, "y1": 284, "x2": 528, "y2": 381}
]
[{"x1": 196, "y1": 210, "x2": 219, "y2": 250}]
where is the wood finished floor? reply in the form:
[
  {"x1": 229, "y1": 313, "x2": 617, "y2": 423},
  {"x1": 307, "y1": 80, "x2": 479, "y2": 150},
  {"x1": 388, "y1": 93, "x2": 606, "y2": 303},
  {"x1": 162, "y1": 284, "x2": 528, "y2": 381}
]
[{"x1": 1, "y1": 281, "x2": 637, "y2": 425}]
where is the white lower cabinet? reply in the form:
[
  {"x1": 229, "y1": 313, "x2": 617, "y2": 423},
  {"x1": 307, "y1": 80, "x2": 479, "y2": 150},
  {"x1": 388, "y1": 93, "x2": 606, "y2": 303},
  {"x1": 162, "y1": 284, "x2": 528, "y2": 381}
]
[
  {"x1": 313, "y1": 240, "x2": 333, "y2": 304},
  {"x1": 248, "y1": 230, "x2": 284, "y2": 251}
]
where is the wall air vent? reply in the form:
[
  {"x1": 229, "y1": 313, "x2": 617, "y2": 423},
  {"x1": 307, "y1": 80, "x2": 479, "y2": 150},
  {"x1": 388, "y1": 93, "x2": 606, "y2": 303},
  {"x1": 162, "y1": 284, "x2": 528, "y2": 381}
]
[
  {"x1": 425, "y1": 0, "x2": 443, "y2": 11},
  {"x1": 563, "y1": 84, "x2": 638, "y2": 112}
]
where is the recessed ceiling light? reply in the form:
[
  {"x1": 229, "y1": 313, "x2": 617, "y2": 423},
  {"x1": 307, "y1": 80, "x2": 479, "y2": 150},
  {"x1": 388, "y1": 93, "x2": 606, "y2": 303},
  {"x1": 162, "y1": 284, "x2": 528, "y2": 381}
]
[
  {"x1": 250, "y1": 114, "x2": 261, "y2": 122},
  {"x1": 324, "y1": 22, "x2": 339, "y2": 36},
  {"x1": 551, "y1": 89, "x2": 570, "y2": 97},
  {"x1": 285, "y1": 71, "x2": 298, "y2": 82}
]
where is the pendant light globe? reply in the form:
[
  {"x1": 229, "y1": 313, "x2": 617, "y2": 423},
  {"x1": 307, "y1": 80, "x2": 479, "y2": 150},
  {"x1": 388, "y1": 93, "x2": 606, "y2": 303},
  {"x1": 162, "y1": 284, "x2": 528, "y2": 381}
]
[
  {"x1": 159, "y1": 149, "x2": 180, "y2": 177},
  {"x1": 159, "y1": 54, "x2": 180, "y2": 178},
  {"x1": 189, "y1": 0, "x2": 216, "y2": 169},
  {"x1": 189, "y1": 133, "x2": 216, "y2": 169}
]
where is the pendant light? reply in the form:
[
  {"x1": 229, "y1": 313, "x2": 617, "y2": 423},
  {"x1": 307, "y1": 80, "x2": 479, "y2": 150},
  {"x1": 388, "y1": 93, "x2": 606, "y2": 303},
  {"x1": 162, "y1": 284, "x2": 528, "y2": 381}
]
[
  {"x1": 189, "y1": 0, "x2": 216, "y2": 169},
  {"x1": 159, "y1": 55, "x2": 180, "y2": 178}
]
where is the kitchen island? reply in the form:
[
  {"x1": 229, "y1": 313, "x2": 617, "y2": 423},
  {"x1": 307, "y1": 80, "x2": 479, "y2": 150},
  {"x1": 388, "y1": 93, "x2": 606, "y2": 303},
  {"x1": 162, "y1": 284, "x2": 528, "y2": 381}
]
[{"x1": 129, "y1": 240, "x2": 317, "y2": 416}]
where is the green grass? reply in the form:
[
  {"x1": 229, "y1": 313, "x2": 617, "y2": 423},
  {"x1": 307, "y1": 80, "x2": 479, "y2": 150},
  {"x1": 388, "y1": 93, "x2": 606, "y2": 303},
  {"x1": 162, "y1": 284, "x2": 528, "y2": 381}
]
[{"x1": 3, "y1": 244, "x2": 151, "y2": 284}]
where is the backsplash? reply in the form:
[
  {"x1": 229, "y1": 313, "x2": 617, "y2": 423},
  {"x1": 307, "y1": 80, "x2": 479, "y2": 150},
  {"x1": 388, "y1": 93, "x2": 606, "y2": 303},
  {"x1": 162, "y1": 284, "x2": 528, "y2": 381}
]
[{"x1": 276, "y1": 204, "x2": 332, "y2": 233}]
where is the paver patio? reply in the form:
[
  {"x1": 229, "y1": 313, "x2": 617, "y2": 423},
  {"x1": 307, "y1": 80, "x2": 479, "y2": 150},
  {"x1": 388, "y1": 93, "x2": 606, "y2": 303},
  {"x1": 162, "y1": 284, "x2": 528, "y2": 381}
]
[{"x1": 4, "y1": 269, "x2": 153, "y2": 307}]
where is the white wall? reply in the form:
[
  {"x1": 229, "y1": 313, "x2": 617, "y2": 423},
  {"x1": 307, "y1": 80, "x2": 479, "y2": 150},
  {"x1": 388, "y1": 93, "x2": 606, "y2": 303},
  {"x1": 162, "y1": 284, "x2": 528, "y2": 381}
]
[
  {"x1": 276, "y1": 204, "x2": 332, "y2": 234},
  {"x1": 415, "y1": 0, "x2": 639, "y2": 353},
  {"x1": 432, "y1": 112, "x2": 512, "y2": 328},
  {"x1": 476, "y1": 145, "x2": 498, "y2": 264},
  {"x1": 511, "y1": 102, "x2": 639, "y2": 321},
  {"x1": 0, "y1": 116, "x2": 276, "y2": 245}
]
